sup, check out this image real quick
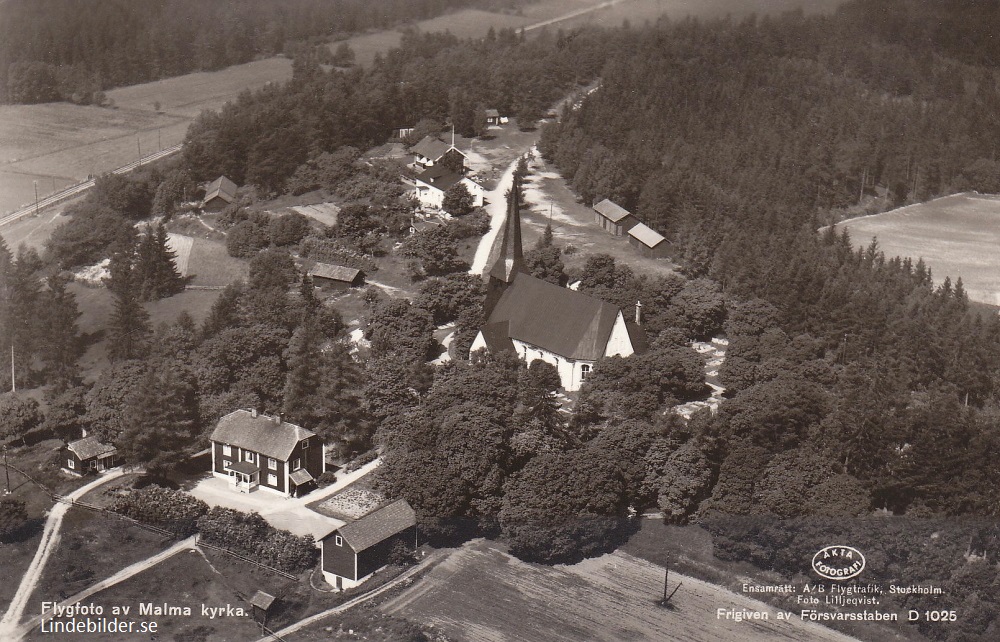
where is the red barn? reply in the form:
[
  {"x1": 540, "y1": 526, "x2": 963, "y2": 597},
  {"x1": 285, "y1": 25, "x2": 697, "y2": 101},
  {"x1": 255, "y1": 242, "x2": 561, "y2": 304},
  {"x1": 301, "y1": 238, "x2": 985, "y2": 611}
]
[{"x1": 320, "y1": 499, "x2": 416, "y2": 590}]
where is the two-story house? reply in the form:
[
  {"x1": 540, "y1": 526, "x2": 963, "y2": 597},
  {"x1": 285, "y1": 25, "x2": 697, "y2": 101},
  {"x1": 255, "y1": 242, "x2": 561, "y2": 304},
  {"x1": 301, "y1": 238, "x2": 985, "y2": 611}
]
[{"x1": 209, "y1": 410, "x2": 324, "y2": 497}]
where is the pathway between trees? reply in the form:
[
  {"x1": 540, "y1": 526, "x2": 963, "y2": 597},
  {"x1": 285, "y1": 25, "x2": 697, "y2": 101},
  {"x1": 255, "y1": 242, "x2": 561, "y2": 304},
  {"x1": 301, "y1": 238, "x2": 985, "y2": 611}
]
[
  {"x1": 0, "y1": 469, "x2": 127, "y2": 640},
  {"x1": 11, "y1": 536, "x2": 198, "y2": 641}
]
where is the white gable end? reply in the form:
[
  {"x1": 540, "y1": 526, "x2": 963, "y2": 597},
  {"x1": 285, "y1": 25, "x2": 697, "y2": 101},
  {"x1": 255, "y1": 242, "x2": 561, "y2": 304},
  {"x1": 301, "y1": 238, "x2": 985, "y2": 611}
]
[{"x1": 604, "y1": 311, "x2": 634, "y2": 357}]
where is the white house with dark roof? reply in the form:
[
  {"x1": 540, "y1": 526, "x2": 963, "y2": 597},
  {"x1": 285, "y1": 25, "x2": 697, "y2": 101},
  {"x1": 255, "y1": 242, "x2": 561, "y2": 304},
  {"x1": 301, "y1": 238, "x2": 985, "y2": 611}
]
[
  {"x1": 593, "y1": 198, "x2": 637, "y2": 236},
  {"x1": 412, "y1": 165, "x2": 485, "y2": 209},
  {"x1": 410, "y1": 135, "x2": 468, "y2": 170},
  {"x1": 319, "y1": 498, "x2": 417, "y2": 590},
  {"x1": 209, "y1": 410, "x2": 324, "y2": 497},
  {"x1": 471, "y1": 177, "x2": 647, "y2": 391}
]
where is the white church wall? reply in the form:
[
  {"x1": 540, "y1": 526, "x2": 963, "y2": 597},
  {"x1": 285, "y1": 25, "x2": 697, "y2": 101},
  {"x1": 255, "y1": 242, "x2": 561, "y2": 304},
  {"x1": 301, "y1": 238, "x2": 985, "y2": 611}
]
[
  {"x1": 604, "y1": 311, "x2": 636, "y2": 357},
  {"x1": 511, "y1": 339, "x2": 592, "y2": 392}
]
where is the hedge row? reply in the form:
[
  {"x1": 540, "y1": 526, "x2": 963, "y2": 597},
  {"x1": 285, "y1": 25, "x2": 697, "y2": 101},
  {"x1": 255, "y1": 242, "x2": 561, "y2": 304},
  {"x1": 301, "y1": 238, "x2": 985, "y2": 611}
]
[
  {"x1": 109, "y1": 486, "x2": 208, "y2": 536},
  {"x1": 196, "y1": 507, "x2": 318, "y2": 573}
]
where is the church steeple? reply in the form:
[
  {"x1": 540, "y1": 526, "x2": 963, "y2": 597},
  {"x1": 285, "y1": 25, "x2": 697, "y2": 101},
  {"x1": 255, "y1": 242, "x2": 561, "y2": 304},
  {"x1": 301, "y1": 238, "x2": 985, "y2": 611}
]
[{"x1": 483, "y1": 173, "x2": 525, "y2": 316}]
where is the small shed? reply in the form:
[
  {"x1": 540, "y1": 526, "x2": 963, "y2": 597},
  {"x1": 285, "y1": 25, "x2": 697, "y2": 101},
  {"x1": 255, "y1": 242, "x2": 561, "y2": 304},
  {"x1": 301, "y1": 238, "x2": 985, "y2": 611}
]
[
  {"x1": 593, "y1": 199, "x2": 637, "y2": 236},
  {"x1": 308, "y1": 263, "x2": 365, "y2": 291},
  {"x1": 62, "y1": 436, "x2": 119, "y2": 476},
  {"x1": 249, "y1": 591, "x2": 276, "y2": 625},
  {"x1": 320, "y1": 499, "x2": 417, "y2": 590},
  {"x1": 485, "y1": 109, "x2": 501, "y2": 126},
  {"x1": 628, "y1": 222, "x2": 669, "y2": 258},
  {"x1": 202, "y1": 176, "x2": 238, "y2": 212}
]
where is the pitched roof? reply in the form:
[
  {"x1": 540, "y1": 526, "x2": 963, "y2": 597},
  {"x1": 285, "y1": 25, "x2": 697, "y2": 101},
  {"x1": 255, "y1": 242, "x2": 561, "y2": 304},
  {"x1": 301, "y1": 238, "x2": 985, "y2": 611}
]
[
  {"x1": 308, "y1": 262, "x2": 361, "y2": 283},
  {"x1": 628, "y1": 222, "x2": 666, "y2": 248},
  {"x1": 333, "y1": 499, "x2": 416, "y2": 552},
  {"x1": 485, "y1": 109, "x2": 500, "y2": 118},
  {"x1": 486, "y1": 275, "x2": 622, "y2": 361},
  {"x1": 478, "y1": 320, "x2": 515, "y2": 354},
  {"x1": 593, "y1": 199, "x2": 632, "y2": 223},
  {"x1": 228, "y1": 460, "x2": 259, "y2": 475},
  {"x1": 210, "y1": 410, "x2": 316, "y2": 461},
  {"x1": 414, "y1": 165, "x2": 465, "y2": 192},
  {"x1": 411, "y1": 136, "x2": 453, "y2": 161},
  {"x1": 249, "y1": 591, "x2": 276, "y2": 611},
  {"x1": 289, "y1": 468, "x2": 315, "y2": 485},
  {"x1": 205, "y1": 176, "x2": 238, "y2": 204},
  {"x1": 625, "y1": 319, "x2": 649, "y2": 354},
  {"x1": 66, "y1": 436, "x2": 116, "y2": 461}
]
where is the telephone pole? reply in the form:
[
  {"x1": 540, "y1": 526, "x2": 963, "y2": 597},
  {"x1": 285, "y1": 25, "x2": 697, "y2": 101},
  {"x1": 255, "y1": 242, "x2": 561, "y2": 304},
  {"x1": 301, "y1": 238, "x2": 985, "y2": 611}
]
[{"x1": 33, "y1": 180, "x2": 38, "y2": 217}]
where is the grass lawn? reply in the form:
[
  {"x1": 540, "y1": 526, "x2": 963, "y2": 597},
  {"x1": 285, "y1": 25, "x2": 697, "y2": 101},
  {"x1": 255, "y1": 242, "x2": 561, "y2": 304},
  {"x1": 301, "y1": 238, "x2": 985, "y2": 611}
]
[
  {"x1": 22, "y1": 548, "x2": 263, "y2": 642},
  {"x1": 186, "y1": 237, "x2": 249, "y2": 287},
  {"x1": 0, "y1": 198, "x2": 78, "y2": 253},
  {"x1": 840, "y1": 192, "x2": 1000, "y2": 305},
  {"x1": 25, "y1": 506, "x2": 171, "y2": 610}
]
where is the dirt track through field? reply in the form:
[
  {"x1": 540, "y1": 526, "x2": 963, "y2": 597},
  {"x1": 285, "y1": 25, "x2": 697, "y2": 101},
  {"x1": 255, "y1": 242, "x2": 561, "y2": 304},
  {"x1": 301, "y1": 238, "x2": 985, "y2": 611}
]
[{"x1": 381, "y1": 539, "x2": 860, "y2": 642}]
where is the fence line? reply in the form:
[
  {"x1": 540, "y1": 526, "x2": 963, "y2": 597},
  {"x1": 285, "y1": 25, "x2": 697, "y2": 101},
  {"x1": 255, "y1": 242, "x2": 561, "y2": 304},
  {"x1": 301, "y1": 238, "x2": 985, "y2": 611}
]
[
  {"x1": 195, "y1": 536, "x2": 299, "y2": 581},
  {"x1": 258, "y1": 623, "x2": 291, "y2": 642}
]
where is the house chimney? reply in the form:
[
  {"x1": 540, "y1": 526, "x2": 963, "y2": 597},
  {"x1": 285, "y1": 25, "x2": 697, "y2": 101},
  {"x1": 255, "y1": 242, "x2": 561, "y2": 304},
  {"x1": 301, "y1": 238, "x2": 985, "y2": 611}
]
[
  {"x1": 251, "y1": 408, "x2": 258, "y2": 418},
  {"x1": 635, "y1": 301, "x2": 643, "y2": 325}
]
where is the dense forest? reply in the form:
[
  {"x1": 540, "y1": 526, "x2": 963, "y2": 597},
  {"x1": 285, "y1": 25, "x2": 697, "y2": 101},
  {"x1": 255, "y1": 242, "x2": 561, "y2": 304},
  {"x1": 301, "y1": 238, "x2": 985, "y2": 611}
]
[{"x1": 0, "y1": 0, "x2": 526, "y2": 103}]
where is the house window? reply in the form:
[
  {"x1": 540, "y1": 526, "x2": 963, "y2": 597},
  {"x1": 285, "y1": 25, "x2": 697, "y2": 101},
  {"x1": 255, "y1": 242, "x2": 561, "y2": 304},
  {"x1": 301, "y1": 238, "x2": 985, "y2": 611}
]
[
  {"x1": 223, "y1": 460, "x2": 231, "y2": 470},
  {"x1": 244, "y1": 451, "x2": 255, "y2": 463},
  {"x1": 335, "y1": 535, "x2": 343, "y2": 547},
  {"x1": 67, "y1": 459, "x2": 75, "y2": 469},
  {"x1": 291, "y1": 458, "x2": 301, "y2": 471},
  {"x1": 222, "y1": 444, "x2": 231, "y2": 456},
  {"x1": 581, "y1": 364, "x2": 591, "y2": 380},
  {"x1": 268, "y1": 474, "x2": 278, "y2": 486},
  {"x1": 268, "y1": 457, "x2": 277, "y2": 470},
  {"x1": 301, "y1": 439, "x2": 309, "y2": 450}
]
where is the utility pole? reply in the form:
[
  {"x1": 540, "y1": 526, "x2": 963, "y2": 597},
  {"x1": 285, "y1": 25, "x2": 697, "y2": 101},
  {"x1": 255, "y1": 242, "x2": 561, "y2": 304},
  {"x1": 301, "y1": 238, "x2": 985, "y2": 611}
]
[
  {"x1": 9, "y1": 344, "x2": 14, "y2": 393},
  {"x1": 33, "y1": 180, "x2": 38, "y2": 217},
  {"x1": 659, "y1": 568, "x2": 681, "y2": 606},
  {"x1": 158, "y1": 128, "x2": 162, "y2": 151},
  {"x1": 3, "y1": 445, "x2": 10, "y2": 495},
  {"x1": 137, "y1": 134, "x2": 142, "y2": 166}
]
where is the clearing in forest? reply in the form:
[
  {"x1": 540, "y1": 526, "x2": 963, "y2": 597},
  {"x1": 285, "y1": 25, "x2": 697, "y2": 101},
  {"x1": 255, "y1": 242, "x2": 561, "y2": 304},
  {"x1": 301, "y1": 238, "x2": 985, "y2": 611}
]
[{"x1": 840, "y1": 192, "x2": 1000, "y2": 306}]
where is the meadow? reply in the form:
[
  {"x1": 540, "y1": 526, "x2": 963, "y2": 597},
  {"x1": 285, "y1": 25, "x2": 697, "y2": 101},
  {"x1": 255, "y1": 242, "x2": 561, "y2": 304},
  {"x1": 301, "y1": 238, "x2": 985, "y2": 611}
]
[{"x1": 840, "y1": 192, "x2": 1000, "y2": 306}]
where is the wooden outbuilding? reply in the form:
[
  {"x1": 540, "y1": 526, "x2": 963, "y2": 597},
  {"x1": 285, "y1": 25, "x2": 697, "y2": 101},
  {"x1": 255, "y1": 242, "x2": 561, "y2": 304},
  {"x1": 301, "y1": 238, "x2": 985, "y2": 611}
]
[
  {"x1": 320, "y1": 499, "x2": 417, "y2": 590},
  {"x1": 62, "y1": 436, "x2": 119, "y2": 476},
  {"x1": 202, "y1": 176, "x2": 238, "y2": 212},
  {"x1": 593, "y1": 199, "x2": 637, "y2": 236},
  {"x1": 307, "y1": 263, "x2": 365, "y2": 291},
  {"x1": 628, "y1": 222, "x2": 669, "y2": 258}
]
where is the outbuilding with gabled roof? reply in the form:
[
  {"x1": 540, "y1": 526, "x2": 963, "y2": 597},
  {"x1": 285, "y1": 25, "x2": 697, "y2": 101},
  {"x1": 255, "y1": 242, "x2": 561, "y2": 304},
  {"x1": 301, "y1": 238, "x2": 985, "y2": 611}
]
[
  {"x1": 628, "y1": 222, "x2": 669, "y2": 258},
  {"x1": 593, "y1": 198, "x2": 637, "y2": 236},
  {"x1": 62, "y1": 436, "x2": 119, "y2": 476},
  {"x1": 202, "y1": 176, "x2": 238, "y2": 212},
  {"x1": 320, "y1": 499, "x2": 417, "y2": 590}
]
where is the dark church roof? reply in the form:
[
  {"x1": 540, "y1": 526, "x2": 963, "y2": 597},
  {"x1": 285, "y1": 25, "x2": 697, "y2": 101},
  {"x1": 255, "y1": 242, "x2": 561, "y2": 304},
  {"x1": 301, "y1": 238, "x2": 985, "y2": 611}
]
[{"x1": 485, "y1": 275, "x2": 623, "y2": 361}]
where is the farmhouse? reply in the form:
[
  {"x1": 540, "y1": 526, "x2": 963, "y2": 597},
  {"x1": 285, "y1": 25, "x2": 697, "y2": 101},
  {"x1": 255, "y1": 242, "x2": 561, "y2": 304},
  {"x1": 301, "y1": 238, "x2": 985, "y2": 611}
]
[
  {"x1": 628, "y1": 222, "x2": 669, "y2": 258},
  {"x1": 209, "y1": 410, "x2": 324, "y2": 497},
  {"x1": 308, "y1": 262, "x2": 364, "y2": 290},
  {"x1": 320, "y1": 499, "x2": 417, "y2": 590},
  {"x1": 413, "y1": 165, "x2": 485, "y2": 210},
  {"x1": 61, "y1": 436, "x2": 119, "y2": 476},
  {"x1": 410, "y1": 135, "x2": 468, "y2": 171},
  {"x1": 472, "y1": 177, "x2": 647, "y2": 391},
  {"x1": 485, "y1": 109, "x2": 502, "y2": 126},
  {"x1": 593, "y1": 199, "x2": 637, "y2": 236},
  {"x1": 202, "y1": 176, "x2": 238, "y2": 212}
]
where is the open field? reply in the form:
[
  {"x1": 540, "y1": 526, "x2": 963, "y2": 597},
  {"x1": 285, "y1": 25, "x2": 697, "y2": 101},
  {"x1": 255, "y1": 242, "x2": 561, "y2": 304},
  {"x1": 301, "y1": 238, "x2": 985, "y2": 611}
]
[
  {"x1": 380, "y1": 538, "x2": 860, "y2": 642},
  {"x1": 186, "y1": 237, "x2": 249, "y2": 287},
  {"x1": 22, "y1": 549, "x2": 262, "y2": 642},
  {"x1": 550, "y1": 0, "x2": 843, "y2": 31},
  {"x1": 840, "y1": 192, "x2": 1000, "y2": 305},
  {"x1": 105, "y1": 57, "x2": 293, "y2": 118}
]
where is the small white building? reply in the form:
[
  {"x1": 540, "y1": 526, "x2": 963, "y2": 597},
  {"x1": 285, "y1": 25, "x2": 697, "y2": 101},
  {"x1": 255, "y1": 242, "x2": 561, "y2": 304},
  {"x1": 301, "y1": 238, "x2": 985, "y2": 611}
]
[{"x1": 410, "y1": 135, "x2": 468, "y2": 170}]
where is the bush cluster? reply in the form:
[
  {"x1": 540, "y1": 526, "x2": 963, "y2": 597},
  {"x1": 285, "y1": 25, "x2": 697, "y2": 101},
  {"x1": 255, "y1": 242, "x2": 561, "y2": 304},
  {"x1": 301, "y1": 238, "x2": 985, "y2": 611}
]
[
  {"x1": 196, "y1": 507, "x2": 318, "y2": 573},
  {"x1": 109, "y1": 485, "x2": 208, "y2": 536}
]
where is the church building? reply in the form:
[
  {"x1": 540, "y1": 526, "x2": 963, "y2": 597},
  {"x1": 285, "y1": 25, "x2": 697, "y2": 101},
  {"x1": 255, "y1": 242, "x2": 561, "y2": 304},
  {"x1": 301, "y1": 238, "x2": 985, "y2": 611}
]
[{"x1": 470, "y1": 176, "x2": 647, "y2": 391}]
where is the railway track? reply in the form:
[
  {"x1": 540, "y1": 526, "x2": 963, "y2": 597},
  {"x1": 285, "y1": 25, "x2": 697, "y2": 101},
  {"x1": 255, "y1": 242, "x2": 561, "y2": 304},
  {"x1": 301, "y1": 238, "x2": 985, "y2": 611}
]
[{"x1": 0, "y1": 143, "x2": 183, "y2": 228}]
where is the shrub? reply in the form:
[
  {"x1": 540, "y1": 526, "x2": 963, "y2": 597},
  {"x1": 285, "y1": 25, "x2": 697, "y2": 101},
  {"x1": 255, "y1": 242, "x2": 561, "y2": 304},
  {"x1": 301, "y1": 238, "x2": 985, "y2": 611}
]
[
  {"x1": 196, "y1": 507, "x2": 318, "y2": 573},
  {"x1": 109, "y1": 485, "x2": 208, "y2": 536}
]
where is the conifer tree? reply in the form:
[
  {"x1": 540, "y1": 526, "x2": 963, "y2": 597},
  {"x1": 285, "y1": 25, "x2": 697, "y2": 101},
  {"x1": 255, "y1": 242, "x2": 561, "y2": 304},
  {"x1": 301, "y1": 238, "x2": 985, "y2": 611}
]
[
  {"x1": 119, "y1": 365, "x2": 199, "y2": 474},
  {"x1": 108, "y1": 290, "x2": 152, "y2": 362},
  {"x1": 38, "y1": 274, "x2": 82, "y2": 392}
]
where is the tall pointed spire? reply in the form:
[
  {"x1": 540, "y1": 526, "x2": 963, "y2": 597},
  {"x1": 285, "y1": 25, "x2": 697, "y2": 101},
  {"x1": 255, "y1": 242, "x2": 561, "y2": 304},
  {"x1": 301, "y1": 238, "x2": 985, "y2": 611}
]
[{"x1": 483, "y1": 173, "x2": 525, "y2": 316}]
